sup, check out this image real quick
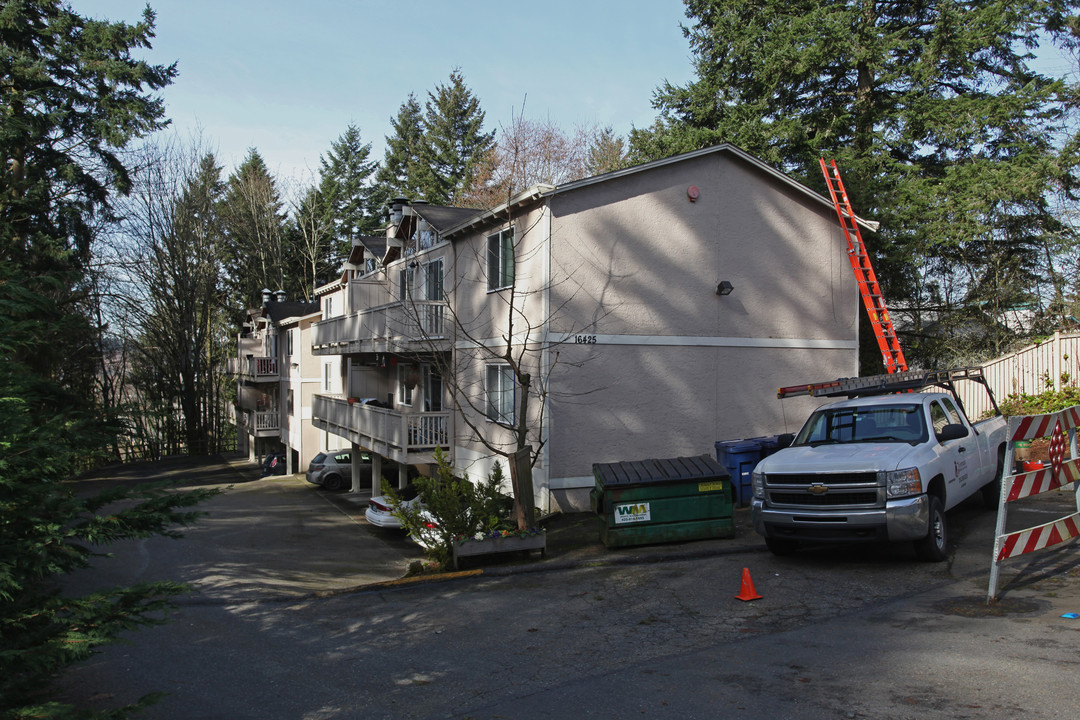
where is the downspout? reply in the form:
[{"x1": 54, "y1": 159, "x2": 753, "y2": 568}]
[{"x1": 541, "y1": 200, "x2": 553, "y2": 514}]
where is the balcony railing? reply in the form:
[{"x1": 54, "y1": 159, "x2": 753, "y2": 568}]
[
  {"x1": 312, "y1": 301, "x2": 449, "y2": 354},
  {"x1": 238, "y1": 409, "x2": 280, "y2": 436},
  {"x1": 312, "y1": 394, "x2": 450, "y2": 463},
  {"x1": 229, "y1": 355, "x2": 279, "y2": 381}
]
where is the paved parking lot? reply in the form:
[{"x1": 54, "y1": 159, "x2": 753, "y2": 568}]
[
  {"x1": 59, "y1": 455, "x2": 1080, "y2": 719},
  {"x1": 65, "y1": 454, "x2": 425, "y2": 602}
]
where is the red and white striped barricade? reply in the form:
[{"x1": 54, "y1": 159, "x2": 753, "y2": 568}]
[{"x1": 987, "y1": 406, "x2": 1080, "y2": 602}]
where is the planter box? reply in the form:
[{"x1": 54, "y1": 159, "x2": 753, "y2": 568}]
[{"x1": 452, "y1": 533, "x2": 546, "y2": 569}]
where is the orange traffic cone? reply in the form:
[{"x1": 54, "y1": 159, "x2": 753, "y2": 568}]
[{"x1": 734, "y1": 567, "x2": 762, "y2": 602}]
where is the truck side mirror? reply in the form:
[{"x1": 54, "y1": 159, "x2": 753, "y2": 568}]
[{"x1": 937, "y1": 423, "x2": 969, "y2": 442}]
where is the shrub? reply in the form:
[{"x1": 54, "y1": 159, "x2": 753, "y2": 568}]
[
  {"x1": 996, "y1": 385, "x2": 1080, "y2": 417},
  {"x1": 392, "y1": 449, "x2": 514, "y2": 568}
]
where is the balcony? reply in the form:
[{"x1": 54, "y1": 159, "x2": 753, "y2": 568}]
[
  {"x1": 312, "y1": 394, "x2": 450, "y2": 465},
  {"x1": 238, "y1": 409, "x2": 280, "y2": 437},
  {"x1": 229, "y1": 356, "x2": 279, "y2": 381},
  {"x1": 312, "y1": 301, "x2": 449, "y2": 355}
]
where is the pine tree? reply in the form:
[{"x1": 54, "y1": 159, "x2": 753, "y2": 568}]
[
  {"x1": 319, "y1": 124, "x2": 381, "y2": 262},
  {"x1": 219, "y1": 149, "x2": 290, "y2": 317},
  {"x1": 415, "y1": 69, "x2": 495, "y2": 206},
  {"x1": 633, "y1": 0, "x2": 1080, "y2": 366},
  {"x1": 377, "y1": 93, "x2": 426, "y2": 201},
  {"x1": 0, "y1": 0, "x2": 175, "y2": 385},
  {"x1": 585, "y1": 126, "x2": 629, "y2": 176},
  {"x1": 0, "y1": 4, "x2": 219, "y2": 717}
]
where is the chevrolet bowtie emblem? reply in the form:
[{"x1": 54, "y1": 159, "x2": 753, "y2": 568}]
[{"x1": 807, "y1": 483, "x2": 829, "y2": 494}]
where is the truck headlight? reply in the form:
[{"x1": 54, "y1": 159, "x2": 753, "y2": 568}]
[
  {"x1": 883, "y1": 467, "x2": 922, "y2": 499},
  {"x1": 752, "y1": 471, "x2": 765, "y2": 500}
]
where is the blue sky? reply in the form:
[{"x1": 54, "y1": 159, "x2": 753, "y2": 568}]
[{"x1": 78, "y1": 0, "x2": 695, "y2": 182}]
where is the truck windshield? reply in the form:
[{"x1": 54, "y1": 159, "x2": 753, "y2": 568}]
[{"x1": 794, "y1": 404, "x2": 927, "y2": 446}]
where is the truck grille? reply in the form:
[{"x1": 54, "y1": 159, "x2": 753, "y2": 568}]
[
  {"x1": 766, "y1": 472, "x2": 877, "y2": 485},
  {"x1": 764, "y1": 472, "x2": 881, "y2": 508},
  {"x1": 770, "y1": 491, "x2": 878, "y2": 506}
]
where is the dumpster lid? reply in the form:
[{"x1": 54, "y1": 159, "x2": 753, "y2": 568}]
[{"x1": 592, "y1": 455, "x2": 730, "y2": 487}]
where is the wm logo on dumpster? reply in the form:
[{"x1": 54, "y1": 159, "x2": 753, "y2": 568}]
[{"x1": 614, "y1": 502, "x2": 651, "y2": 525}]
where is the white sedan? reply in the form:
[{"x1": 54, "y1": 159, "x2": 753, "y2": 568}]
[{"x1": 365, "y1": 484, "x2": 421, "y2": 529}]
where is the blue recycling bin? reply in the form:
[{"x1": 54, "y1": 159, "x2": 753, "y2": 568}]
[{"x1": 715, "y1": 440, "x2": 764, "y2": 507}]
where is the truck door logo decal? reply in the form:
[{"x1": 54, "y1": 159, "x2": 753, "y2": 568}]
[
  {"x1": 614, "y1": 502, "x2": 651, "y2": 524},
  {"x1": 954, "y1": 458, "x2": 968, "y2": 487}
]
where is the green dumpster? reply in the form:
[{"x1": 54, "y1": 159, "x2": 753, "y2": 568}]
[{"x1": 590, "y1": 455, "x2": 734, "y2": 548}]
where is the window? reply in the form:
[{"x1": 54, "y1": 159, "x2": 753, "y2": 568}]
[
  {"x1": 399, "y1": 266, "x2": 414, "y2": 301},
  {"x1": 487, "y1": 228, "x2": 514, "y2": 291},
  {"x1": 795, "y1": 404, "x2": 923, "y2": 445},
  {"x1": 287, "y1": 388, "x2": 294, "y2": 415},
  {"x1": 486, "y1": 364, "x2": 515, "y2": 424},
  {"x1": 424, "y1": 365, "x2": 443, "y2": 412},
  {"x1": 417, "y1": 220, "x2": 437, "y2": 250},
  {"x1": 287, "y1": 328, "x2": 294, "y2": 357},
  {"x1": 424, "y1": 258, "x2": 444, "y2": 301},
  {"x1": 930, "y1": 400, "x2": 955, "y2": 435},
  {"x1": 398, "y1": 364, "x2": 414, "y2": 406}
]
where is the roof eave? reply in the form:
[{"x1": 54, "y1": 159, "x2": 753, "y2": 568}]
[
  {"x1": 441, "y1": 144, "x2": 878, "y2": 237},
  {"x1": 442, "y1": 184, "x2": 556, "y2": 237}
]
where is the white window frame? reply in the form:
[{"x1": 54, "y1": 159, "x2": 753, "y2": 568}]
[
  {"x1": 485, "y1": 363, "x2": 515, "y2": 425},
  {"x1": 424, "y1": 364, "x2": 443, "y2": 412},
  {"x1": 487, "y1": 228, "x2": 514, "y2": 292},
  {"x1": 399, "y1": 266, "x2": 414, "y2": 301},
  {"x1": 397, "y1": 364, "x2": 414, "y2": 406},
  {"x1": 424, "y1": 258, "x2": 444, "y2": 301}
]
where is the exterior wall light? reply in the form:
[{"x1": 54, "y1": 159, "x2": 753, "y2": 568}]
[{"x1": 716, "y1": 280, "x2": 734, "y2": 296}]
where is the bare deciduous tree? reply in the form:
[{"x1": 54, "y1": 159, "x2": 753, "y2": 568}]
[
  {"x1": 109, "y1": 135, "x2": 232, "y2": 457},
  {"x1": 398, "y1": 117, "x2": 614, "y2": 524},
  {"x1": 459, "y1": 114, "x2": 627, "y2": 209}
]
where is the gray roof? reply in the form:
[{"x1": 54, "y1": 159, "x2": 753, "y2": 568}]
[
  {"x1": 411, "y1": 204, "x2": 484, "y2": 232},
  {"x1": 264, "y1": 300, "x2": 320, "y2": 323},
  {"x1": 356, "y1": 236, "x2": 387, "y2": 258}
]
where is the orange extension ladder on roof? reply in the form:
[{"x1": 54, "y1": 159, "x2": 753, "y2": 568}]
[{"x1": 819, "y1": 158, "x2": 908, "y2": 374}]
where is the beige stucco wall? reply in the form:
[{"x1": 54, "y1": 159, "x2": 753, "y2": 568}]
[
  {"x1": 541, "y1": 152, "x2": 857, "y2": 500},
  {"x1": 442, "y1": 151, "x2": 859, "y2": 509},
  {"x1": 446, "y1": 207, "x2": 550, "y2": 491}
]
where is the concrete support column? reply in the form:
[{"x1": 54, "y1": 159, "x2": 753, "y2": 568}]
[
  {"x1": 350, "y1": 442, "x2": 362, "y2": 493},
  {"x1": 371, "y1": 454, "x2": 383, "y2": 495},
  {"x1": 398, "y1": 463, "x2": 409, "y2": 490},
  {"x1": 285, "y1": 443, "x2": 294, "y2": 475}
]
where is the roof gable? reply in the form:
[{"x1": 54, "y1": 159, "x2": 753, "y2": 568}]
[{"x1": 440, "y1": 144, "x2": 875, "y2": 238}]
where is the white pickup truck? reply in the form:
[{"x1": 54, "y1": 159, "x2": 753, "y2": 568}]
[{"x1": 750, "y1": 369, "x2": 1007, "y2": 561}]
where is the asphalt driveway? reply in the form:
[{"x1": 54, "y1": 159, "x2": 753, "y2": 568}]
[{"x1": 65, "y1": 454, "x2": 425, "y2": 602}]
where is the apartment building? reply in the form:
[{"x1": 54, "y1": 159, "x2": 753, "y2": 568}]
[
  {"x1": 232, "y1": 290, "x2": 333, "y2": 474},
  {"x1": 310, "y1": 144, "x2": 866, "y2": 511}
]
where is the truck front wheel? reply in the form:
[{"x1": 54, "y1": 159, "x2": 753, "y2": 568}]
[
  {"x1": 765, "y1": 536, "x2": 798, "y2": 556},
  {"x1": 914, "y1": 496, "x2": 949, "y2": 562}
]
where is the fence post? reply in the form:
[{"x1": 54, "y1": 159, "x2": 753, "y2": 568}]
[{"x1": 1055, "y1": 331, "x2": 1062, "y2": 392}]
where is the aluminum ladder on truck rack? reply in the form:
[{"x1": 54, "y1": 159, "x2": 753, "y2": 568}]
[
  {"x1": 820, "y1": 158, "x2": 908, "y2": 374},
  {"x1": 778, "y1": 366, "x2": 995, "y2": 402}
]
